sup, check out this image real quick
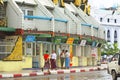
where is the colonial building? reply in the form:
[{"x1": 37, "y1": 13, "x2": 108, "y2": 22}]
[{"x1": 90, "y1": 7, "x2": 120, "y2": 48}]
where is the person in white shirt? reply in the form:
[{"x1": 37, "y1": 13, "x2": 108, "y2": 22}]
[{"x1": 50, "y1": 50, "x2": 57, "y2": 70}]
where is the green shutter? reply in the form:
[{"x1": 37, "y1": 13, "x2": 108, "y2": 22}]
[
  {"x1": 0, "y1": 27, "x2": 16, "y2": 32},
  {"x1": 53, "y1": 36, "x2": 67, "y2": 44},
  {"x1": 38, "y1": 34, "x2": 51, "y2": 37}
]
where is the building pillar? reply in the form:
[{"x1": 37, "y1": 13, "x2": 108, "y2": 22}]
[
  {"x1": 39, "y1": 43, "x2": 44, "y2": 68},
  {"x1": 56, "y1": 45, "x2": 61, "y2": 68}
]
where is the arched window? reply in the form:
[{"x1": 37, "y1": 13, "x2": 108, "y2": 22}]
[
  {"x1": 107, "y1": 30, "x2": 110, "y2": 42},
  {"x1": 107, "y1": 18, "x2": 110, "y2": 23},
  {"x1": 114, "y1": 30, "x2": 117, "y2": 43},
  {"x1": 114, "y1": 30, "x2": 117, "y2": 38},
  {"x1": 107, "y1": 30, "x2": 110, "y2": 38},
  {"x1": 114, "y1": 19, "x2": 117, "y2": 23},
  {"x1": 100, "y1": 17, "x2": 102, "y2": 22}
]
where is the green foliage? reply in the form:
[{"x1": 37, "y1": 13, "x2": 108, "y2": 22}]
[{"x1": 101, "y1": 42, "x2": 119, "y2": 55}]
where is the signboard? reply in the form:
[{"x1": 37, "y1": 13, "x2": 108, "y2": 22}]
[
  {"x1": 91, "y1": 48, "x2": 97, "y2": 57},
  {"x1": 54, "y1": 38, "x2": 61, "y2": 44},
  {"x1": 66, "y1": 38, "x2": 74, "y2": 45},
  {"x1": 97, "y1": 43, "x2": 102, "y2": 47},
  {"x1": 92, "y1": 41, "x2": 97, "y2": 47},
  {"x1": 91, "y1": 54, "x2": 96, "y2": 57},
  {"x1": 25, "y1": 35, "x2": 35, "y2": 42},
  {"x1": 95, "y1": 42, "x2": 99, "y2": 47},
  {"x1": 80, "y1": 40, "x2": 86, "y2": 46}
]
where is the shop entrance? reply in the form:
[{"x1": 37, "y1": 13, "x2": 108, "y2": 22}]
[{"x1": 25, "y1": 42, "x2": 40, "y2": 68}]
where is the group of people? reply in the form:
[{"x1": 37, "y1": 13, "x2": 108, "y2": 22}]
[
  {"x1": 43, "y1": 50, "x2": 57, "y2": 71},
  {"x1": 43, "y1": 49, "x2": 70, "y2": 71},
  {"x1": 60, "y1": 50, "x2": 70, "y2": 69}
]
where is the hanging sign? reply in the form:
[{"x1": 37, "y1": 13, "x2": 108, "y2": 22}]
[
  {"x1": 80, "y1": 40, "x2": 86, "y2": 46},
  {"x1": 25, "y1": 35, "x2": 35, "y2": 42},
  {"x1": 66, "y1": 38, "x2": 74, "y2": 45}
]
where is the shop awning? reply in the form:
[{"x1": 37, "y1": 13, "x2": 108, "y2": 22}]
[
  {"x1": 38, "y1": 34, "x2": 52, "y2": 37},
  {"x1": 73, "y1": 37, "x2": 80, "y2": 45},
  {"x1": 36, "y1": 34, "x2": 52, "y2": 42},
  {"x1": 53, "y1": 36, "x2": 67, "y2": 44},
  {"x1": 0, "y1": 27, "x2": 16, "y2": 32},
  {"x1": 54, "y1": 36, "x2": 67, "y2": 39}
]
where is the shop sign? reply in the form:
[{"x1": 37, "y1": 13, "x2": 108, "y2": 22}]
[
  {"x1": 80, "y1": 40, "x2": 86, "y2": 46},
  {"x1": 66, "y1": 38, "x2": 74, "y2": 45},
  {"x1": 95, "y1": 42, "x2": 99, "y2": 47},
  {"x1": 91, "y1": 54, "x2": 96, "y2": 57},
  {"x1": 92, "y1": 41, "x2": 97, "y2": 47},
  {"x1": 54, "y1": 38, "x2": 61, "y2": 44},
  {"x1": 25, "y1": 35, "x2": 35, "y2": 42}
]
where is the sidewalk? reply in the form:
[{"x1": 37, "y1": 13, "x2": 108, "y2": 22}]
[{"x1": 0, "y1": 64, "x2": 107, "y2": 79}]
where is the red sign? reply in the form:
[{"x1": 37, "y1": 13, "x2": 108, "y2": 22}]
[{"x1": 91, "y1": 54, "x2": 96, "y2": 57}]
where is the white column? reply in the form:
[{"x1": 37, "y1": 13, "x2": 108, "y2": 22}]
[
  {"x1": 39, "y1": 43, "x2": 44, "y2": 68},
  {"x1": 76, "y1": 46, "x2": 81, "y2": 56}
]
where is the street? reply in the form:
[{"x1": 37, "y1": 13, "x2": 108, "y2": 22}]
[{"x1": 0, "y1": 70, "x2": 113, "y2": 80}]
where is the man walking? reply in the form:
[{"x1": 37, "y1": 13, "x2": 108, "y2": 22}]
[{"x1": 60, "y1": 50, "x2": 65, "y2": 69}]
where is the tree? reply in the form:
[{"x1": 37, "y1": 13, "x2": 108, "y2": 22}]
[{"x1": 101, "y1": 42, "x2": 119, "y2": 55}]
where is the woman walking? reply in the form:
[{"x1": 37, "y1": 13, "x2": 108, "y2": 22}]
[
  {"x1": 65, "y1": 50, "x2": 70, "y2": 69},
  {"x1": 43, "y1": 50, "x2": 50, "y2": 72}
]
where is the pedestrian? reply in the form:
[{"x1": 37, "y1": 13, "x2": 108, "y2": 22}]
[
  {"x1": 50, "y1": 50, "x2": 57, "y2": 70},
  {"x1": 43, "y1": 50, "x2": 50, "y2": 73},
  {"x1": 60, "y1": 50, "x2": 65, "y2": 69},
  {"x1": 65, "y1": 50, "x2": 70, "y2": 69}
]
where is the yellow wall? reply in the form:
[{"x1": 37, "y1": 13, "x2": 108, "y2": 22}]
[
  {"x1": 0, "y1": 57, "x2": 32, "y2": 71},
  {"x1": 98, "y1": 48, "x2": 101, "y2": 61},
  {"x1": 87, "y1": 57, "x2": 92, "y2": 66},
  {"x1": 72, "y1": 56, "x2": 78, "y2": 66},
  {"x1": 81, "y1": 56, "x2": 87, "y2": 66},
  {"x1": 22, "y1": 56, "x2": 32, "y2": 69},
  {"x1": 0, "y1": 61, "x2": 22, "y2": 71}
]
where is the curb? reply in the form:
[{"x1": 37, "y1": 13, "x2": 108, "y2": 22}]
[{"x1": 0, "y1": 66, "x2": 107, "y2": 79}]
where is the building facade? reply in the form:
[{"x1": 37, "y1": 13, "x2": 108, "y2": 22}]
[
  {"x1": 0, "y1": 0, "x2": 105, "y2": 71},
  {"x1": 91, "y1": 8, "x2": 120, "y2": 49}
]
